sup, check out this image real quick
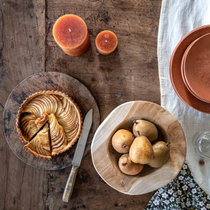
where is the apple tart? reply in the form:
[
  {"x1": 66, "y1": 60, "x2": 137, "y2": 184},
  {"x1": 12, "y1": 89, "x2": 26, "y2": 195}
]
[{"x1": 17, "y1": 90, "x2": 82, "y2": 159}]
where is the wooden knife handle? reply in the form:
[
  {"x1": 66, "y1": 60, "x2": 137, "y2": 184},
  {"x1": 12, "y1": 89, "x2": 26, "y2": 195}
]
[{"x1": 62, "y1": 165, "x2": 79, "y2": 202}]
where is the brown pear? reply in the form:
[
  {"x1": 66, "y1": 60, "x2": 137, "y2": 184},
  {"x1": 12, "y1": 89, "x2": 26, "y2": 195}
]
[
  {"x1": 148, "y1": 141, "x2": 170, "y2": 168},
  {"x1": 129, "y1": 136, "x2": 154, "y2": 164},
  {"x1": 133, "y1": 120, "x2": 158, "y2": 142},
  {"x1": 112, "y1": 129, "x2": 134, "y2": 153},
  {"x1": 118, "y1": 154, "x2": 144, "y2": 175}
]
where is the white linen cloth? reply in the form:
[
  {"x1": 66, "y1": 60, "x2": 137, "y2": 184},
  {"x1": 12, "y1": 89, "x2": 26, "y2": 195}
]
[{"x1": 158, "y1": 0, "x2": 210, "y2": 195}]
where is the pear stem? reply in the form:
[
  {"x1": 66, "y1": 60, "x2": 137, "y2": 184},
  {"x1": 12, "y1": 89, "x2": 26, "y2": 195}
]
[
  {"x1": 166, "y1": 142, "x2": 171, "y2": 146},
  {"x1": 121, "y1": 162, "x2": 127, "y2": 166},
  {"x1": 137, "y1": 130, "x2": 140, "y2": 137}
]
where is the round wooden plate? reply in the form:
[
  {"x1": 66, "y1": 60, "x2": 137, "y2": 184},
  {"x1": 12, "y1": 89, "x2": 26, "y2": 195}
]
[
  {"x1": 91, "y1": 101, "x2": 186, "y2": 195},
  {"x1": 170, "y1": 25, "x2": 210, "y2": 114},
  {"x1": 3, "y1": 72, "x2": 100, "y2": 170}
]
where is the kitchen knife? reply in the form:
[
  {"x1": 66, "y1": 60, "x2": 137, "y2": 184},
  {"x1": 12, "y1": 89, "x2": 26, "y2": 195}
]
[{"x1": 62, "y1": 109, "x2": 93, "y2": 202}]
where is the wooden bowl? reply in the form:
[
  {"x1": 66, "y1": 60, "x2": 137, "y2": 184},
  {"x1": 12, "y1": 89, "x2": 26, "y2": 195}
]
[
  {"x1": 170, "y1": 25, "x2": 210, "y2": 114},
  {"x1": 184, "y1": 33, "x2": 210, "y2": 103},
  {"x1": 91, "y1": 101, "x2": 186, "y2": 195}
]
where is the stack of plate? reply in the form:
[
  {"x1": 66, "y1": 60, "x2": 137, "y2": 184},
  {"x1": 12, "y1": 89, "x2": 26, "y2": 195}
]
[{"x1": 170, "y1": 25, "x2": 210, "y2": 114}]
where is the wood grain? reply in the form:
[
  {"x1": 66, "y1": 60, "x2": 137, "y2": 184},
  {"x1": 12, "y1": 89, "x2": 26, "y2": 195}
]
[
  {"x1": 91, "y1": 101, "x2": 186, "y2": 195},
  {"x1": 3, "y1": 72, "x2": 100, "y2": 170},
  {"x1": 46, "y1": 0, "x2": 161, "y2": 121},
  {"x1": 0, "y1": 1, "x2": 46, "y2": 209},
  {"x1": 0, "y1": 0, "x2": 162, "y2": 209}
]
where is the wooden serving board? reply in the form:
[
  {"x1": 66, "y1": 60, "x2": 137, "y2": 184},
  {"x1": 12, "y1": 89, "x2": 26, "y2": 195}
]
[
  {"x1": 3, "y1": 72, "x2": 100, "y2": 170},
  {"x1": 91, "y1": 101, "x2": 186, "y2": 195}
]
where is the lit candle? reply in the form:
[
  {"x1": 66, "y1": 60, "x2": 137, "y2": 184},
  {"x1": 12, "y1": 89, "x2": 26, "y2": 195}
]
[
  {"x1": 95, "y1": 30, "x2": 118, "y2": 55},
  {"x1": 53, "y1": 14, "x2": 90, "y2": 56}
]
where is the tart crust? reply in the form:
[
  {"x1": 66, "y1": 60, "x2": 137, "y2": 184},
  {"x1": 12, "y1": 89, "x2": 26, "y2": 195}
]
[{"x1": 17, "y1": 90, "x2": 83, "y2": 158}]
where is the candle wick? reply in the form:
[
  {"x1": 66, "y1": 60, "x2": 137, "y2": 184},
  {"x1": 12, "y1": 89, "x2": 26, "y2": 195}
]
[{"x1": 68, "y1": 29, "x2": 71, "y2": 32}]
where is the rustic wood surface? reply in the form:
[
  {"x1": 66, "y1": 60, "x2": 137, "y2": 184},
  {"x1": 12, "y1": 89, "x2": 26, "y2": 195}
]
[
  {"x1": 0, "y1": 0, "x2": 162, "y2": 209},
  {"x1": 3, "y1": 72, "x2": 100, "y2": 170},
  {"x1": 92, "y1": 101, "x2": 186, "y2": 195}
]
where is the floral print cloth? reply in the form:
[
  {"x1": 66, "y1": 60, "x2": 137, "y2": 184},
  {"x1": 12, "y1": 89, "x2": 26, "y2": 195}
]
[{"x1": 145, "y1": 162, "x2": 210, "y2": 210}]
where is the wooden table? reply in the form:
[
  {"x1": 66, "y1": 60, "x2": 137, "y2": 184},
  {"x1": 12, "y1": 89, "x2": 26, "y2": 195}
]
[{"x1": 0, "y1": 0, "x2": 162, "y2": 209}]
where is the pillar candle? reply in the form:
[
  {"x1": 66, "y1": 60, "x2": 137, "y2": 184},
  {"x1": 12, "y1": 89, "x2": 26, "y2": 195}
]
[
  {"x1": 95, "y1": 30, "x2": 118, "y2": 55},
  {"x1": 53, "y1": 14, "x2": 90, "y2": 56}
]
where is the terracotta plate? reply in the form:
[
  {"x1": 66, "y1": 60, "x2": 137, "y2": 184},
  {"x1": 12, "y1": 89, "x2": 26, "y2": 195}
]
[
  {"x1": 170, "y1": 25, "x2": 210, "y2": 114},
  {"x1": 181, "y1": 41, "x2": 195, "y2": 97},
  {"x1": 184, "y1": 33, "x2": 210, "y2": 103},
  {"x1": 181, "y1": 40, "x2": 210, "y2": 103}
]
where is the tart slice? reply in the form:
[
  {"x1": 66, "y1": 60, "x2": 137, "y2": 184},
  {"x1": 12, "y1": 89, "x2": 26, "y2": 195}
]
[
  {"x1": 18, "y1": 112, "x2": 48, "y2": 143},
  {"x1": 24, "y1": 123, "x2": 51, "y2": 159},
  {"x1": 49, "y1": 113, "x2": 67, "y2": 156}
]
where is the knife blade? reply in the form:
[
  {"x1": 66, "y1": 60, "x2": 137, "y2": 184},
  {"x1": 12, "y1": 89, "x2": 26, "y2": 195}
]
[{"x1": 62, "y1": 109, "x2": 93, "y2": 202}]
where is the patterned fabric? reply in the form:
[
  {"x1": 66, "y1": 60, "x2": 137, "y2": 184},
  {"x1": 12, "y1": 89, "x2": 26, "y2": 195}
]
[{"x1": 145, "y1": 162, "x2": 210, "y2": 210}]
